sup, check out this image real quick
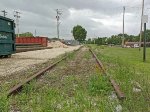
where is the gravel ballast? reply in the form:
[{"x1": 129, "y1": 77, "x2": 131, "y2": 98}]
[{"x1": 0, "y1": 46, "x2": 80, "y2": 76}]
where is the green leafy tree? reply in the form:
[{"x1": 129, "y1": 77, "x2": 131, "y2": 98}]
[
  {"x1": 102, "y1": 37, "x2": 107, "y2": 45},
  {"x1": 86, "y1": 38, "x2": 92, "y2": 44},
  {"x1": 106, "y1": 35, "x2": 122, "y2": 45},
  {"x1": 85, "y1": 29, "x2": 150, "y2": 45},
  {"x1": 95, "y1": 38, "x2": 102, "y2": 45},
  {"x1": 19, "y1": 32, "x2": 34, "y2": 37},
  {"x1": 142, "y1": 30, "x2": 150, "y2": 42},
  {"x1": 72, "y1": 25, "x2": 87, "y2": 42}
]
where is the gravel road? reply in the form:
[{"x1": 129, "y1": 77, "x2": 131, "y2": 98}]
[{"x1": 0, "y1": 46, "x2": 80, "y2": 76}]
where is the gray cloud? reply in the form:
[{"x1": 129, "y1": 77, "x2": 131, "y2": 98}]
[{"x1": 0, "y1": 0, "x2": 150, "y2": 39}]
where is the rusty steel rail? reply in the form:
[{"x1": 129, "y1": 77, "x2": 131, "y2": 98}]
[
  {"x1": 89, "y1": 48, "x2": 125, "y2": 100},
  {"x1": 89, "y1": 49, "x2": 105, "y2": 73},
  {"x1": 7, "y1": 56, "x2": 67, "y2": 97},
  {"x1": 7, "y1": 46, "x2": 83, "y2": 97}
]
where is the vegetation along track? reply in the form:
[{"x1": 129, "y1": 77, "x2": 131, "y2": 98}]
[
  {"x1": 3, "y1": 46, "x2": 124, "y2": 111},
  {"x1": 7, "y1": 46, "x2": 83, "y2": 96},
  {"x1": 89, "y1": 48, "x2": 125, "y2": 100}
]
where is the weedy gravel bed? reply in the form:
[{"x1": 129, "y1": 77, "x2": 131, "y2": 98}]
[
  {"x1": 0, "y1": 54, "x2": 67, "y2": 96},
  {"x1": 3, "y1": 47, "x2": 122, "y2": 112}
]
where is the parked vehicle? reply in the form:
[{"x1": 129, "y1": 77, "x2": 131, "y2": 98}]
[
  {"x1": 134, "y1": 44, "x2": 139, "y2": 48},
  {"x1": 62, "y1": 40, "x2": 80, "y2": 46},
  {"x1": 0, "y1": 16, "x2": 15, "y2": 58}
]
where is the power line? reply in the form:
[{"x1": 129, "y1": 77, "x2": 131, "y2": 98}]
[
  {"x1": 56, "y1": 9, "x2": 62, "y2": 39},
  {"x1": 1, "y1": 10, "x2": 7, "y2": 17},
  {"x1": 14, "y1": 11, "x2": 21, "y2": 37}
]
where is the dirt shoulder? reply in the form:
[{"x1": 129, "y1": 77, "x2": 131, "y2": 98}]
[{"x1": 0, "y1": 46, "x2": 80, "y2": 77}]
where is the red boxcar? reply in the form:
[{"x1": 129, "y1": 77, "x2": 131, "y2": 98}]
[{"x1": 16, "y1": 37, "x2": 48, "y2": 47}]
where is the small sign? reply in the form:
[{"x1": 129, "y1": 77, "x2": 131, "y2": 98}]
[{"x1": 142, "y1": 15, "x2": 148, "y2": 23}]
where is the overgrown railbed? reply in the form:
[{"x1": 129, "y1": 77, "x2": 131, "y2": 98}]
[
  {"x1": 0, "y1": 54, "x2": 65, "y2": 92},
  {"x1": 0, "y1": 47, "x2": 122, "y2": 111},
  {"x1": 90, "y1": 45, "x2": 150, "y2": 112}
]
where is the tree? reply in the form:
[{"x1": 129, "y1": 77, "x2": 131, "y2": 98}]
[
  {"x1": 142, "y1": 29, "x2": 150, "y2": 42},
  {"x1": 18, "y1": 32, "x2": 34, "y2": 37},
  {"x1": 95, "y1": 37, "x2": 102, "y2": 45},
  {"x1": 106, "y1": 35, "x2": 122, "y2": 45},
  {"x1": 72, "y1": 25, "x2": 87, "y2": 42},
  {"x1": 86, "y1": 38, "x2": 92, "y2": 44},
  {"x1": 85, "y1": 29, "x2": 150, "y2": 45}
]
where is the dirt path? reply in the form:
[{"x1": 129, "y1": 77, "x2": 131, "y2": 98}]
[{"x1": 0, "y1": 46, "x2": 80, "y2": 77}]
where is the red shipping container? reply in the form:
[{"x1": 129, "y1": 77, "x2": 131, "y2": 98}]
[{"x1": 16, "y1": 37, "x2": 48, "y2": 47}]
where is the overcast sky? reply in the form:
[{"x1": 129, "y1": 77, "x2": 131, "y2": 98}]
[{"x1": 0, "y1": 0, "x2": 150, "y2": 39}]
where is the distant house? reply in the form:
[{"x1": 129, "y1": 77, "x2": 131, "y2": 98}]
[{"x1": 125, "y1": 42, "x2": 150, "y2": 48}]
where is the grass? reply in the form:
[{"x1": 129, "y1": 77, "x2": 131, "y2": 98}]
[
  {"x1": 9, "y1": 75, "x2": 114, "y2": 112},
  {"x1": 90, "y1": 45, "x2": 150, "y2": 112},
  {"x1": 0, "y1": 94, "x2": 8, "y2": 111},
  {"x1": 2, "y1": 46, "x2": 149, "y2": 111},
  {"x1": 88, "y1": 75, "x2": 112, "y2": 96},
  {"x1": 2, "y1": 47, "x2": 120, "y2": 112}
]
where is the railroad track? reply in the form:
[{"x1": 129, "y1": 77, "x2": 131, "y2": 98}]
[
  {"x1": 89, "y1": 48, "x2": 125, "y2": 100},
  {"x1": 7, "y1": 56, "x2": 67, "y2": 96},
  {"x1": 7, "y1": 46, "x2": 125, "y2": 101},
  {"x1": 7, "y1": 46, "x2": 83, "y2": 97}
]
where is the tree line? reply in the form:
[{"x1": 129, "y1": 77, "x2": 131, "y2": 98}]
[
  {"x1": 72, "y1": 25, "x2": 150, "y2": 46},
  {"x1": 16, "y1": 25, "x2": 150, "y2": 46},
  {"x1": 86, "y1": 30, "x2": 150, "y2": 45}
]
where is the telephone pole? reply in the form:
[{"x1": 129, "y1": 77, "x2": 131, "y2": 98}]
[
  {"x1": 1, "y1": 10, "x2": 7, "y2": 17},
  {"x1": 139, "y1": 0, "x2": 145, "y2": 51},
  {"x1": 56, "y1": 9, "x2": 62, "y2": 39},
  {"x1": 35, "y1": 29, "x2": 37, "y2": 37},
  {"x1": 14, "y1": 11, "x2": 21, "y2": 37},
  {"x1": 122, "y1": 6, "x2": 125, "y2": 47}
]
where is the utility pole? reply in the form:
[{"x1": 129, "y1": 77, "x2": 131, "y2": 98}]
[
  {"x1": 56, "y1": 9, "x2": 62, "y2": 39},
  {"x1": 139, "y1": 0, "x2": 145, "y2": 51},
  {"x1": 143, "y1": 23, "x2": 146, "y2": 62},
  {"x1": 1, "y1": 10, "x2": 7, "y2": 17},
  {"x1": 14, "y1": 11, "x2": 21, "y2": 37},
  {"x1": 142, "y1": 15, "x2": 148, "y2": 62},
  {"x1": 122, "y1": 6, "x2": 125, "y2": 47},
  {"x1": 35, "y1": 29, "x2": 37, "y2": 37}
]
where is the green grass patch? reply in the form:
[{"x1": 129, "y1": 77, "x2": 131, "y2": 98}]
[
  {"x1": 89, "y1": 45, "x2": 150, "y2": 112},
  {"x1": 0, "y1": 95, "x2": 8, "y2": 112},
  {"x1": 88, "y1": 75, "x2": 112, "y2": 96}
]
